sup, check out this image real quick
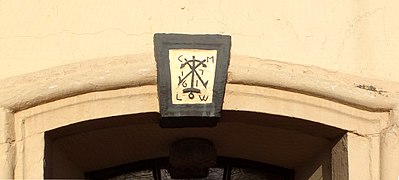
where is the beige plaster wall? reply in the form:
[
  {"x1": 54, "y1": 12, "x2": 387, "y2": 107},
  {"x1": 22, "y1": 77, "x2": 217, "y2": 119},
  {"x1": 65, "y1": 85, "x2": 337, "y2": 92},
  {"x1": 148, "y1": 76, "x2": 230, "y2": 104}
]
[
  {"x1": 1, "y1": 1, "x2": 399, "y2": 179},
  {"x1": 1, "y1": 0, "x2": 399, "y2": 83}
]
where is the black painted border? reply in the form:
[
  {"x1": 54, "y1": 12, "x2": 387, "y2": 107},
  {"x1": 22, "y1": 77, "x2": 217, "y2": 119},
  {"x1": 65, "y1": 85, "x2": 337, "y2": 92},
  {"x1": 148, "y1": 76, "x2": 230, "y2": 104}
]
[{"x1": 154, "y1": 33, "x2": 231, "y2": 119}]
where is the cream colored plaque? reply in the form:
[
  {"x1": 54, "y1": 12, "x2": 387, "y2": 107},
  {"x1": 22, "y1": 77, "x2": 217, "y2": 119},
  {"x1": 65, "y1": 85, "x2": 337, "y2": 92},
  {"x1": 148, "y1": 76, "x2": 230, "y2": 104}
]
[{"x1": 169, "y1": 49, "x2": 217, "y2": 104}]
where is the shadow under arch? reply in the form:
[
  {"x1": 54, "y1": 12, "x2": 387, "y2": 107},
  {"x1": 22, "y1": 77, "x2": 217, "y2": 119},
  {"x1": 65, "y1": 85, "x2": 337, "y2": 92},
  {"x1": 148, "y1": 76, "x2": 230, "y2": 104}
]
[{"x1": 44, "y1": 110, "x2": 346, "y2": 179}]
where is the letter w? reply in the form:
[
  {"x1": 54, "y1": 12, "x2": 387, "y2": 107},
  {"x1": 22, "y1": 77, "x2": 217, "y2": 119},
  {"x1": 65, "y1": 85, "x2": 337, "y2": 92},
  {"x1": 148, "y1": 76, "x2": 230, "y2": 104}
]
[{"x1": 199, "y1": 95, "x2": 209, "y2": 101}]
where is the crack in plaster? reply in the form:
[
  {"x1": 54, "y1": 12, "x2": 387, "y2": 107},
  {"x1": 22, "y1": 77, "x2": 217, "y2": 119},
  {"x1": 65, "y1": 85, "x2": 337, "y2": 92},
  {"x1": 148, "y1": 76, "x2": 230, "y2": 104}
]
[
  {"x1": 337, "y1": 8, "x2": 384, "y2": 59},
  {"x1": 349, "y1": 107, "x2": 399, "y2": 138},
  {"x1": 347, "y1": 130, "x2": 382, "y2": 138},
  {"x1": 380, "y1": 122, "x2": 399, "y2": 137},
  {"x1": 321, "y1": 35, "x2": 327, "y2": 49},
  {"x1": 0, "y1": 28, "x2": 153, "y2": 40},
  {"x1": 382, "y1": 7, "x2": 389, "y2": 46},
  {"x1": 381, "y1": 107, "x2": 399, "y2": 135},
  {"x1": 278, "y1": 16, "x2": 300, "y2": 42},
  {"x1": 0, "y1": 139, "x2": 15, "y2": 146}
]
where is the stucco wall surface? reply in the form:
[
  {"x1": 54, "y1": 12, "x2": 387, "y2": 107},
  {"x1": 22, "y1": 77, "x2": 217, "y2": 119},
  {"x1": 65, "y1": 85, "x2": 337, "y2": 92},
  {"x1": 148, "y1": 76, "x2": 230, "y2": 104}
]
[
  {"x1": 0, "y1": 0, "x2": 399, "y2": 83},
  {"x1": 1, "y1": 1, "x2": 399, "y2": 179}
]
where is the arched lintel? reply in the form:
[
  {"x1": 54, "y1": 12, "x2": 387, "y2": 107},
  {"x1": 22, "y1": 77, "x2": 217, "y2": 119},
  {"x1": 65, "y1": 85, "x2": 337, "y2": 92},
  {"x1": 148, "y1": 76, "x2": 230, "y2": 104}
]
[
  {"x1": 0, "y1": 53, "x2": 398, "y2": 113},
  {"x1": 10, "y1": 84, "x2": 384, "y2": 179}
]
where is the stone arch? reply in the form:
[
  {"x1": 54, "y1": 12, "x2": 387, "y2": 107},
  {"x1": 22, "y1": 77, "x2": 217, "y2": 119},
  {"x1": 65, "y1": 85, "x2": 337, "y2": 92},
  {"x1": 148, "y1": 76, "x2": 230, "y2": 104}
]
[{"x1": 0, "y1": 53, "x2": 397, "y2": 179}]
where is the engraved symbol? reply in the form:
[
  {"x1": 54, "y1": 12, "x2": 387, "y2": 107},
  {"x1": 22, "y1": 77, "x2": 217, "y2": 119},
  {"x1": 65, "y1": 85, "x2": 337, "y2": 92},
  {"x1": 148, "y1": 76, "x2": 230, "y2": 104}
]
[{"x1": 178, "y1": 55, "x2": 209, "y2": 99}]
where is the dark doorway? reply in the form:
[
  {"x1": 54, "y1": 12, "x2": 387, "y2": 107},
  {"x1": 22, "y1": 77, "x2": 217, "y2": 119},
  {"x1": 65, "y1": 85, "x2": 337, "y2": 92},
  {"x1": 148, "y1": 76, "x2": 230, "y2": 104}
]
[
  {"x1": 44, "y1": 111, "x2": 345, "y2": 179},
  {"x1": 86, "y1": 156, "x2": 294, "y2": 180}
]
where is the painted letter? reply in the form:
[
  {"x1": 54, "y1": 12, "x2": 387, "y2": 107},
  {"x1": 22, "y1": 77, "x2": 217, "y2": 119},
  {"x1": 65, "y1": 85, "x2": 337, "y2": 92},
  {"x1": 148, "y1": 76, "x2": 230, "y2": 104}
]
[
  {"x1": 176, "y1": 93, "x2": 182, "y2": 101},
  {"x1": 199, "y1": 95, "x2": 209, "y2": 101}
]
